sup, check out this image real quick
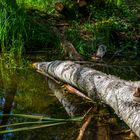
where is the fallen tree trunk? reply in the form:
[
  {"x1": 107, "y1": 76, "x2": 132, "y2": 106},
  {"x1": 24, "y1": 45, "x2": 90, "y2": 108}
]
[{"x1": 33, "y1": 60, "x2": 140, "y2": 138}]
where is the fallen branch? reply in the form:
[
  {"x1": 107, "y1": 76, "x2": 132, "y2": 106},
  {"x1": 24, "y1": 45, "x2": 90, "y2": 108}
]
[
  {"x1": 62, "y1": 84, "x2": 93, "y2": 102},
  {"x1": 77, "y1": 107, "x2": 95, "y2": 140},
  {"x1": 76, "y1": 115, "x2": 93, "y2": 140},
  {"x1": 33, "y1": 60, "x2": 140, "y2": 138},
  {"x1": 35, "y1": 69, "x2": 93, "y2": 103}
]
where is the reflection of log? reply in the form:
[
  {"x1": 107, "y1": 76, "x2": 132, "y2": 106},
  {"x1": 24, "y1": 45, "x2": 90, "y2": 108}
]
[
  {"x1": 33, "y1": 60, "x2": 140, "y2": 138},
  {"x1": 47, "y1": 77, "x2": 97, "y2": 139},
  {"x1": 47, "y1": 78, "x2": 91, "y2": 117}
]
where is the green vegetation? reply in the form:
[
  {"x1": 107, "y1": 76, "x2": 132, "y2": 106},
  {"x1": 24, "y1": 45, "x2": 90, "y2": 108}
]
[
  {"x1": 0, "y1": 0, "x2": 60, "y2": 89},
  {"x1": 0, "y1": 0, "x2": 139, "y2": 58},
  {"x1": 0, "y1": 113, "x2": 82, "y2": 134},
  {"x1": 0, "y1": 0, "x2": 139, "y2": 137},
  {"x1": 65, "y1": 3, "x2": 139, "y2": 57}
]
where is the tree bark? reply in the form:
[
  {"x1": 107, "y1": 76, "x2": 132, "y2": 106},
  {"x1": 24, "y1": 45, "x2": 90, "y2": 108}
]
[{"x1": 33, "y1": 60, "x2": 140, "y2": 138}]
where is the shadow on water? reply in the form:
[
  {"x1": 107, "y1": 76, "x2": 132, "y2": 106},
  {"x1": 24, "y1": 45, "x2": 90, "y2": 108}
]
[{"x1": 0, "y1": 54, "x2": 140, "y2": 140}]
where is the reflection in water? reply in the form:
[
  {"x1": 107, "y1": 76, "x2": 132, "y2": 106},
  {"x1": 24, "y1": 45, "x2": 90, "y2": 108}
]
[
  {"x1": 48, "y1": 78, "x2": 92, "y2": 117},
  {"x1": 47, "y1": 78, "x2": 117, "y2": 140},
  {"x1": 0, "y1": 74, "x2": 17, "y2": 139},
  {"x1": 0, "y1": 69, "x2": 80, "y2": 140},
  {"x1": 47, "y1": 78, "x2": 98, "y2": 140},
  {"x1": 1, "y1": 80, "x2": 17, "y2": 123}
]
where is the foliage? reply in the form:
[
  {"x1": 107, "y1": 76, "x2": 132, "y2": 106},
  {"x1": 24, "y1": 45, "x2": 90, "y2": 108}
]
[
  {"x1": 0, "y1": 0, "x2": 60, "y2": 88},
  {"x1": 0, "y1": 0, "x2": 60, "y2": 54},
  {"x1": 0, "y1": 0, "x2": 139, "y2": 137},
  {"x1": 17, "y1": 0, "x2": 56, "y2": 13},
  {"x1": 64, "y1": 0, "x2": 139, "y2": 56},
  {"x1": 0, "y1": 0, "x2": 139, "y2": 57}
]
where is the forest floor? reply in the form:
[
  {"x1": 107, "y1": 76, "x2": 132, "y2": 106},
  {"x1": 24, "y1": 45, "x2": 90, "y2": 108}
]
[{"x1": 24, "y1": 1, "x2": 140, "y2": 62}]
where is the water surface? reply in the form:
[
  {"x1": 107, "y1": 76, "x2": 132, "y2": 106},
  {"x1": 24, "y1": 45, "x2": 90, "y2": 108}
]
[{"x1": 0, "y1": 54, "x2": 140, "y2": 140}]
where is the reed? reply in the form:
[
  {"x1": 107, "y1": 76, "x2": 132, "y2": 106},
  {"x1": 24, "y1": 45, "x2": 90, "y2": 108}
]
[{"x1": 0, "y1": 114, "x2": 83, "y2": 134}]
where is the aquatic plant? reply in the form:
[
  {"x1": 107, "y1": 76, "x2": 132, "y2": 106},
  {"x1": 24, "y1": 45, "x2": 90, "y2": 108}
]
[{"x1": 0, "y1": 114, "x2": 83, "y2": 134}]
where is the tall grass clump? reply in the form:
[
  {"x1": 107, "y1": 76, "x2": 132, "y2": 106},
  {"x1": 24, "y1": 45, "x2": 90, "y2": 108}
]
[
  {"x1": 0, "y1": 114, "x2": 83, "y2": 134},
  {"x1": 0, "y1": 0, "x2": 27, "y2": 89},
  {"x1": 0, "y1": 1, "x2": 27, "y2": 60},
  {"x1": 0, "y1": 0, "x2": 60, "y2": 87}
]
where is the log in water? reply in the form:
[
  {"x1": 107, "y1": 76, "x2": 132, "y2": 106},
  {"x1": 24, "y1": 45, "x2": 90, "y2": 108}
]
[{"x1": 33, "y1": 60, "x2": 140, "y2": 138}]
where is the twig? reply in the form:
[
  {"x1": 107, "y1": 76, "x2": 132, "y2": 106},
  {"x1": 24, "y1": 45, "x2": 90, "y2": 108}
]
[
  {"x1": 36, "y1": 70, "x2": 94, "y2": 103},
  {"x1": 36, "y1": 70, "x2": 62, "y2": 85},
  {"x1": 74, "y1": 61, "x2": 138, "y2": 68},
  {"x1": 56, "y1": 23, "x2": 69, "y2": 26},
  {"x1": 62, "y1": 84, "x2": 94, "y2": 102},
  {"x1": 112, "y1": 129, "x2": 131, "y2": 135},
  {"x1": 76, "y1": 107, "x2": 94, "y2": 140},
  {"x1": 76, "y1": 115, "x2": 92, "y2": 140}
]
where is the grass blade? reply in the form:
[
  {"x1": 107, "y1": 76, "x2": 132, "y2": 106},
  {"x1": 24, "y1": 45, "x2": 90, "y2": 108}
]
[
  {"x1": 0, "y1": 120, "x2": 62, "y2": 128},
  {"x1": 0, "y1": 122, "x2": 66, "y2": 134},
  {"x1": 0, "y1": 114, "x2": 83, "y2": 121}
]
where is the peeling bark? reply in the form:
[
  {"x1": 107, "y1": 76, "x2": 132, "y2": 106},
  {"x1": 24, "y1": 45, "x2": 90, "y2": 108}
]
[{"x1": 33, "y1": 60, "x2": 140, "y2": 138}]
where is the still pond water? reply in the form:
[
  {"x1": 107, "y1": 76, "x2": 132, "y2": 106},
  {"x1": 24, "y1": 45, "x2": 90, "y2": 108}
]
[{"x1": 0, "y1": 53, "x2": 140, "y2": 140}]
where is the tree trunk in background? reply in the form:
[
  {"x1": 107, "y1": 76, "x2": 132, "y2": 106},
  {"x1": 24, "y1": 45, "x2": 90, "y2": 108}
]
[{"x1": 33, "y1": 60, "x2": 140, "y2": 138}]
